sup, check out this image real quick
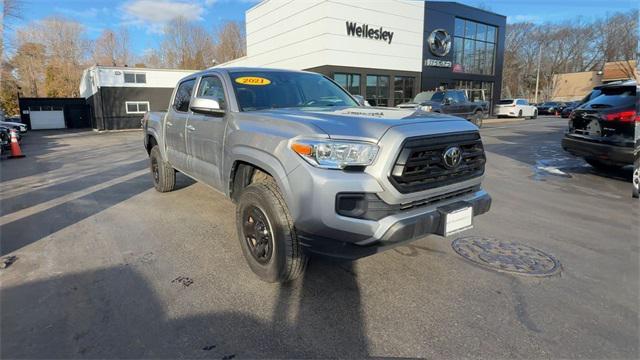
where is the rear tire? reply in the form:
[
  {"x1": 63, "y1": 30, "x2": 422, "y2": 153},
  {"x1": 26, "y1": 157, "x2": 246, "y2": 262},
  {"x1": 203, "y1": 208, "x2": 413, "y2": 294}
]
[
  {"x1": 236, "y1": 180, "x2": 308, "y2": 282},
  {"x1": 150, "y1": 146, "x2": 176, "y2": 192},
  {"x1": 585, "y1": 158, "x2": 623, "y2": 172},
  {"x1": 633, "y1": 157, "x2": 639, "y2": 199}
]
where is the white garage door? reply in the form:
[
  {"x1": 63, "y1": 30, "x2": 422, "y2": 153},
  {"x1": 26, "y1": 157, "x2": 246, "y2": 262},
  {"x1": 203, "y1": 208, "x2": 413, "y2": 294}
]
[{"x1": 30, "y1": 110, "x2": 66, "y2": 130}]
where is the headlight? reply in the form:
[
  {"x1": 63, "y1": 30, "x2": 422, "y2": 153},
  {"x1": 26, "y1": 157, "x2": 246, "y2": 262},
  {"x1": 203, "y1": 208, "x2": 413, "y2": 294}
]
[
  {"x1": 420, "y1": 105, "x2": 432, "y2": 112},
  {"x1": 290, "y1": 139, "x2": 379, "y2": 169}
]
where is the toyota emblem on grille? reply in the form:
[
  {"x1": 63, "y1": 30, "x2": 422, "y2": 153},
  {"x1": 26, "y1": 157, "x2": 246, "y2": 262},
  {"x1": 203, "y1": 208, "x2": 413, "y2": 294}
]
[{"x1": 443, "y1": 146, "x2": 462, "y2": 169}]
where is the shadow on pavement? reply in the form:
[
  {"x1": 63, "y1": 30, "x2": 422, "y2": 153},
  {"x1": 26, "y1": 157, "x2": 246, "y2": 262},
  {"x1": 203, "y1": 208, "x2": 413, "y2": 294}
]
[
  {"x1": 0, "y1": 159, "x2": 149, "y2": 216},
  {"x1": 0, "y1": 173, "x2": 153, "y2": 256},
  {"x1": 1, "y1": 258, "x2": 368, "y2": 358}
]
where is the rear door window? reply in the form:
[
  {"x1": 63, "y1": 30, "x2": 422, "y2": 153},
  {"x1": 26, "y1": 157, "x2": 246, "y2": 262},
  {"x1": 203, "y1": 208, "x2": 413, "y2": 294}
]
[
  {"x1": 453, "y1": 91, "x2": 466, "y2": 103},
  {"x1": 499, "y1": 99, "x2": 514, "y2": 105}
]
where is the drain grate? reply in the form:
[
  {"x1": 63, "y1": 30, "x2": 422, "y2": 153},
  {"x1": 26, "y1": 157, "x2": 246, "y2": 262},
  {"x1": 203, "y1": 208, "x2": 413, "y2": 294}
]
[{"x1": 452, "y1": 236, "x2": 561, "y2": 276}]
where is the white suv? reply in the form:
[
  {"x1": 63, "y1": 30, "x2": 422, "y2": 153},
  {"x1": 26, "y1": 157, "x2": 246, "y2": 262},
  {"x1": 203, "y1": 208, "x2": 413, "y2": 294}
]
[{"x1": 495, "y1": 99, "x2": 537, "y2": 119}]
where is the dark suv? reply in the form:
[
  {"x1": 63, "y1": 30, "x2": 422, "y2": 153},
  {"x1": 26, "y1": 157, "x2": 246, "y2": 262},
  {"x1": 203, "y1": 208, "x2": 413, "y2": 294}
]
[{"x1": 561, "y1": 81, "x2": 638, "y2": 197}]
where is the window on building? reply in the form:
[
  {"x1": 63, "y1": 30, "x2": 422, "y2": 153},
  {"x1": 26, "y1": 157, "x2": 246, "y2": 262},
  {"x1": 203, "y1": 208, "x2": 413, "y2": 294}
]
[
  {"x1": 366, "y1": 75, "x2": 389, "y2": 107},
  {"x1": 393, "y1": 76, "x2": 415, "y2": 106},
  {"x1": 452, "y1": 18, "x2": 497, "y2": 75},
  {"x1": 173, "y1": 79, "x2": 196, "y2": 112},
  {"x1": 125, "y1": 101, "x2": 150, "y2": 114},
  {"x1": 333, "y1": 73, "x2": 361, "y2": 96},
  {"x1": 124, "y1": 72, "x2": 147, "y2": 84},
  {"x1": 454, "y1": 80, "x2": 494, "y2": 111}
]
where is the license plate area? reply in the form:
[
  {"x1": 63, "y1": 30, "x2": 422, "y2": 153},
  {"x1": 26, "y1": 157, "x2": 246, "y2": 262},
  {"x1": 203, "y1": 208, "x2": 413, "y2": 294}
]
[{"x1": 442, "y1": 206, "x2": 473, "y2": 236}]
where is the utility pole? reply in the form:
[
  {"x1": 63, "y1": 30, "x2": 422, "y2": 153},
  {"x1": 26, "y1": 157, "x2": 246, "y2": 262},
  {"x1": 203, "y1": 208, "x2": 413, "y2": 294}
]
[{"x1": 534, "y1": 45, "x2": 542, "y2": 104}]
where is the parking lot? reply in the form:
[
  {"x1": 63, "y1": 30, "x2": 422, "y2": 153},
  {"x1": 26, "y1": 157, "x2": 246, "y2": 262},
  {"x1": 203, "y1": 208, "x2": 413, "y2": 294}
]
[{"x1": 1, "y1": 117, "x2": 638, "y2": 358}]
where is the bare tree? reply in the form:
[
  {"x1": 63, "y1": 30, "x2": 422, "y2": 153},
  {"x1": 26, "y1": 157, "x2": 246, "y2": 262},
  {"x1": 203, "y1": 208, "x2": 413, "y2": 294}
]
[
  {"x1": 213, "y1": 20, "x2": 246, "y2": 64},
  {"x1": 159, "y1": 16, "x2": 215, "y2": 69},
  {"x1": 12, "y1": 16, "x2": 89, "y2": 98},
  {"x1": 1, "y1": 0, "x2": 23, "y2": 54},
  {"x1": 1, "y1": 0, "x2": 23, "y2": 89},
  {"x1": 11, "y1": 42, "x2": 46, "y2": 97},
  {"x1": 93, "y1": 28, "x2": 132, "y2": 66},
  {"x1": 502, "y1": 9, "x2": 637, "y2": 101}
]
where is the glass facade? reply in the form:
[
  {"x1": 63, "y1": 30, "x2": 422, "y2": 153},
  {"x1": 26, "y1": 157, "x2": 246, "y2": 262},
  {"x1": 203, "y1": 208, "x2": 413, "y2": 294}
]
[
  {"x1": 453, "y1": 18, "x2": 496, "y2": 75},
  {"x1": 454, "y1": 80, "x2": 494, "y2": 108},
  {"x1": 393, "y1": 76, "x2": 415, "y2": 105},
  {"x1": 333, "y1": 73, "x2": 361, "y2": 96},
  {"x1": 366, "y1": 75, "x2": 390, "y2": 106}
]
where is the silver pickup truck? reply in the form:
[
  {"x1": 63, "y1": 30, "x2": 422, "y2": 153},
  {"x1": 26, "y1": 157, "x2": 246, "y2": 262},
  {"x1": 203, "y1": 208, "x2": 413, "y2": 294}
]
[{"x1": 143, "y1": 67, "x2": 491, "y2": 282}]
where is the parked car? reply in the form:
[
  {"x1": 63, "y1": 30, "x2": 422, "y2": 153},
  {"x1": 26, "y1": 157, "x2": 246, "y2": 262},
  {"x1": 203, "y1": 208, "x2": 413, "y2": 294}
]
[
  {"x1": 494, "y1": 98, "x2": 538, "y2": 119},
  {"x1": 560, "y1": 101, "x2": 582, "y2": 118},
  {"x1": 143, "y1": 68, "x2": 491, "y2": 282},
  {"x1": 561, "y1": 80, "x2": 638, "y2": 197},
  {"x1": 0, "y1": 125, "x2": 21, "y2": 142},
  {"x1": 0, "y1": 127, "x2": 10, "y2": 155},
  {"x1": 396, "y1": 90, "x2": 486, "y2": 127},
  {"x1": 537, "y1": 101, "x2": 565, "y2": 115},
  {"x1": 0, "y1": 119, "x2": 27, "y2": 134}
]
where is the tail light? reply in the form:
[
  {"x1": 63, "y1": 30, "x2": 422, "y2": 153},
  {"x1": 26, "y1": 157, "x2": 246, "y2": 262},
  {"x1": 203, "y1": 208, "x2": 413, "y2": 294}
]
[{"x1": 602, "y1": 110, "x2": 638, "y2": 123}]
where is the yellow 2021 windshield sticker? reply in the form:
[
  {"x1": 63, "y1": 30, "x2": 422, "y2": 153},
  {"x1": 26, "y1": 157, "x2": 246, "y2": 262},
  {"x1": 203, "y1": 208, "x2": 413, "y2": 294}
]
[{"x1": 235, "y1": 76, "x2": 271, "y2": 86}]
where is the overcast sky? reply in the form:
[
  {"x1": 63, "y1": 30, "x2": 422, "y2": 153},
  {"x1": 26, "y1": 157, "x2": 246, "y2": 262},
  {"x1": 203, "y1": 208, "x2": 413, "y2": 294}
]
[{"x1": 7, "y1": 0, "x2": 637, "y2": 55}]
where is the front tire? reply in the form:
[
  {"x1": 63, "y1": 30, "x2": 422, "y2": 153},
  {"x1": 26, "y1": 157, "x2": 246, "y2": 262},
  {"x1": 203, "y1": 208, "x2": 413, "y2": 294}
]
[
  {"x1": 471, "y1": 110, "x2": 483, "y2": 128},
  {"x1": 518, "y1": 110, "x2": 523, "y2": 118},
  {"x1": 149, "y1": 146, "x2": 176, "y2": 192},
  {"x1": 532, "y1": 110, "x2": 538, "y2": 119},
  {"x1": 236, "y1": 181, "x2": 308, "y2": 282}
]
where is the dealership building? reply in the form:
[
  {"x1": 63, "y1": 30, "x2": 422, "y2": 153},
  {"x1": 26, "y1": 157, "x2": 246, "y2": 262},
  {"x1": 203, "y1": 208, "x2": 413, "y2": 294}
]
[{"x1": 220, "y1": 0, "x2": 506, "y2": 110}]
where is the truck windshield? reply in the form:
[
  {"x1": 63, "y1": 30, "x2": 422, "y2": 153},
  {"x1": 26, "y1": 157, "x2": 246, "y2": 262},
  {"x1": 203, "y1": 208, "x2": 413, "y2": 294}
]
[
  {"x1": 413, "y1": 91, "x2": 435, "y2": 103},
  {"x1": 230, "y1": 71, "x2": 358, "y2": 111},
  {"x1": 430, "y1": 92, "x2": 445, "y2": 102}
]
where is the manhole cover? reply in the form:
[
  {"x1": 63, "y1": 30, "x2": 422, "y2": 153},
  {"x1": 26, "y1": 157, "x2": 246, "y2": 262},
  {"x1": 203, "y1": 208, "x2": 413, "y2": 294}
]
[{"x1": 452, "y1": 236, "x2": 561, "y2": 276}]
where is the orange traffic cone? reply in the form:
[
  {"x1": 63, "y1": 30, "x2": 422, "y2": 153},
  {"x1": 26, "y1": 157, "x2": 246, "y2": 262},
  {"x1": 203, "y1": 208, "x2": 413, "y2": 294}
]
[{"x1": 8, "y1": 129, "x2": 25, "y2": 158}]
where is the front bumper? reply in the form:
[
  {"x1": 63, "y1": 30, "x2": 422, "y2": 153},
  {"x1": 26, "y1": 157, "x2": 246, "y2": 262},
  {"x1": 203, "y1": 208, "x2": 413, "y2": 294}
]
[
  {"x1": 562, "y1": 135, "x2": 634, "y2": 165},
  {"x1": 297, "y1": 189, "x2": 491, "y2": 259}
]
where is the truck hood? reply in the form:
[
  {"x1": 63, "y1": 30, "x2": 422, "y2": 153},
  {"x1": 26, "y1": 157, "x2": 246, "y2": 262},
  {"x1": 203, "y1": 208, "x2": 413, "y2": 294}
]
[{"x1": 248, "y1": 106, "x2": 471, "y2": 141}]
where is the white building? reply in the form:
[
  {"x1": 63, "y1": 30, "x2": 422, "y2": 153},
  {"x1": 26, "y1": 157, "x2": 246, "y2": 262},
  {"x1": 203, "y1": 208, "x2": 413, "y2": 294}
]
[
  {"x1": 79, "y1": 66, "x2": 196, "y2": 130},
  {"x1": 220, "y1": 0, "x2": 506, "y2": 109}
]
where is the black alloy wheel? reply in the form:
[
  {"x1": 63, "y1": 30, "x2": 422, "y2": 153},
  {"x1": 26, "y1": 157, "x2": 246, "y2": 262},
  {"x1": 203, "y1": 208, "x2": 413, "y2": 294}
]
[
  {"x1": 241, "y1": 205, "x2": 274, "y2": 264},
  {"x1": 151, "y1": 156, "x2": 160, "y2": 184}
]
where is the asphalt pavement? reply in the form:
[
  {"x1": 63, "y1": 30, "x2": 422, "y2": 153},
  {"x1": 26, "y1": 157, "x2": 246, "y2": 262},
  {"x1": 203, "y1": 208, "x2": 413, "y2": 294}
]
[{"x1": 1, "y1": 117, "x2": 638, "y2": 359}]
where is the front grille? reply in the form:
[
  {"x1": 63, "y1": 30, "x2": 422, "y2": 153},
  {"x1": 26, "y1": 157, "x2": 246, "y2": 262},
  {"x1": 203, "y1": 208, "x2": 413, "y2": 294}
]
[{"x1": 389, "y1": 132, "x2": 486, "y2": 193}]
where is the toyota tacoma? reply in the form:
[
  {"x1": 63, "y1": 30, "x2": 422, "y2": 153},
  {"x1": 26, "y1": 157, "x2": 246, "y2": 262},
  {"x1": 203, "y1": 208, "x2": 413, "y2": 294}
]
[{"x1": 143, "y1": 68, "x2": 491, "y2": 282}]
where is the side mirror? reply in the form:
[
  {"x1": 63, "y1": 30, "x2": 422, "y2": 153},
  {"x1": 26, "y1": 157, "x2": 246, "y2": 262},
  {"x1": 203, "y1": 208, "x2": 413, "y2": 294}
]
[
  {"x1": 353, "y1": 95, "x2": 366, "y2": 106},
  {"x1": 190, "y1": 97, "x2": 225, "y2": 115}
]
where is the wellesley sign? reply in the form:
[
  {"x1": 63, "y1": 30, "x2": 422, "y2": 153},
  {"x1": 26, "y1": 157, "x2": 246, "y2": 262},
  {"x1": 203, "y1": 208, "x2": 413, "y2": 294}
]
[{"x1": 345, "y1": 21, "x2": 394, "y2": 44}]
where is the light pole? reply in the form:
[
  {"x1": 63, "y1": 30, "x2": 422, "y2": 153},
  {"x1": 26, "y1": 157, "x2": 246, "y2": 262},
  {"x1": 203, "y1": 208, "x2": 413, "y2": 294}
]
[{"x1": 534, "y1": 45, "x2": 542, "y2": 104}]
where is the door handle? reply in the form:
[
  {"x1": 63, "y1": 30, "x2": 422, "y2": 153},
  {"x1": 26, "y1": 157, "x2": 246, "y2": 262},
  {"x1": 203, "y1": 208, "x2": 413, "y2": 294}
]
[
  {"x1": 166, "y1": 121, "x2": 173, "y2": 126},
  {"x1": 186, "y1": 125, "x2": 196, "y2": 131}
]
